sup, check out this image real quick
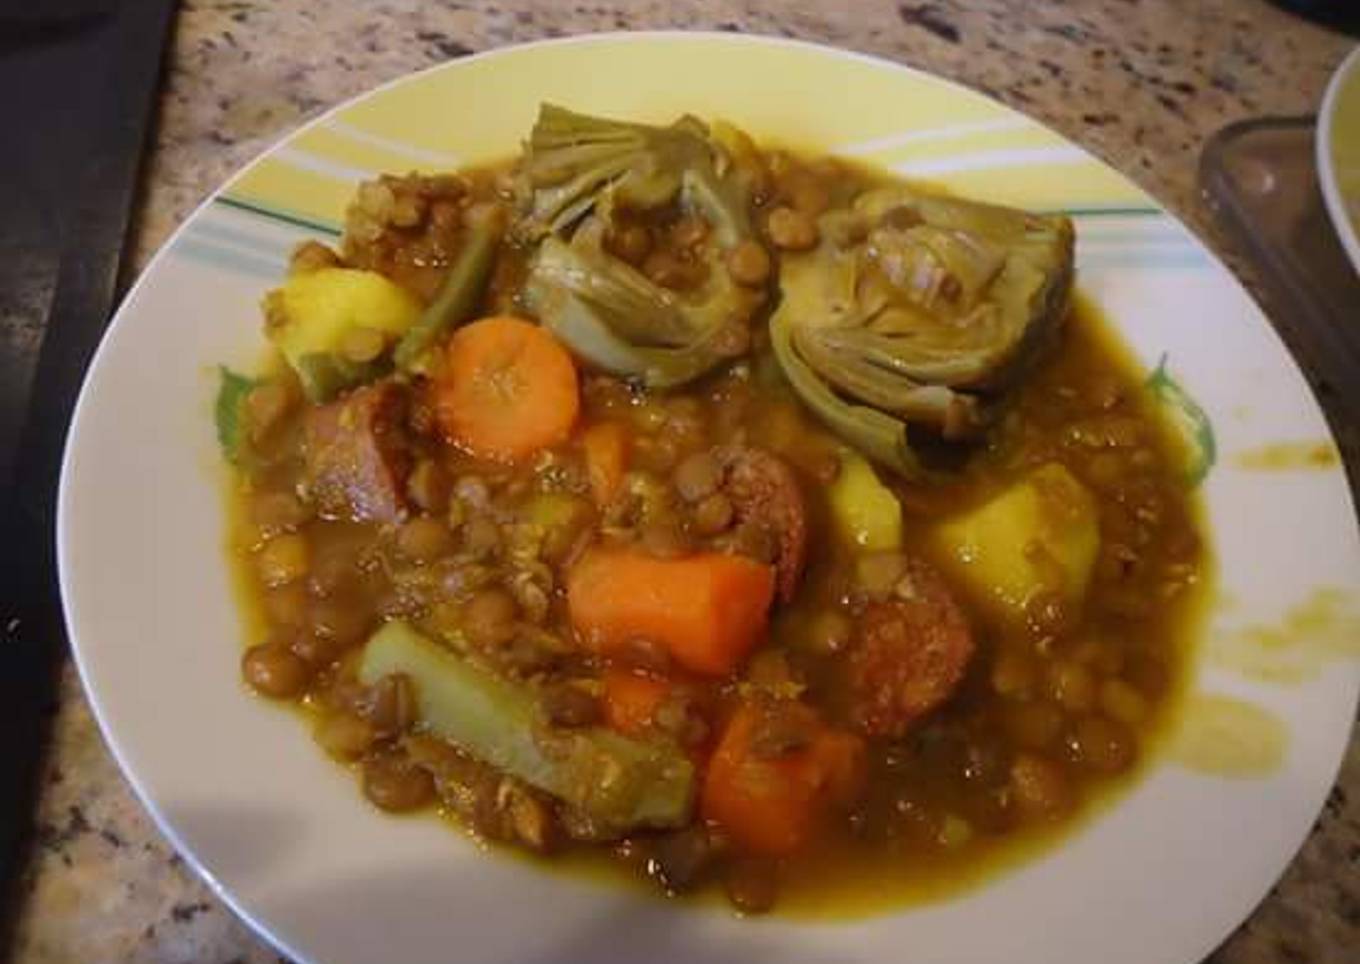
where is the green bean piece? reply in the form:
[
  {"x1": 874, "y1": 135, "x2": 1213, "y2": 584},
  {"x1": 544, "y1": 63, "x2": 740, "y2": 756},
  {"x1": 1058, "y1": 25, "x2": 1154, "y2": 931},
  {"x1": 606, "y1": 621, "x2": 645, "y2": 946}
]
[
  {"x1": 214, "y1": 366, "x2": 256, "y2": 464},
  {"x1": 393, "y1": 223, "x2": 498, "y2": 371}
]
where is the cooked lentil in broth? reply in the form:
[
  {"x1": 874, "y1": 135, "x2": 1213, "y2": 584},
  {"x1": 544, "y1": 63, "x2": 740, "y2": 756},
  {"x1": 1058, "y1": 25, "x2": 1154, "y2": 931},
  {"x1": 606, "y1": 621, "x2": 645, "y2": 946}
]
[{"x1": 221, "y1": 106, "x2": 1207, "y2": 916}]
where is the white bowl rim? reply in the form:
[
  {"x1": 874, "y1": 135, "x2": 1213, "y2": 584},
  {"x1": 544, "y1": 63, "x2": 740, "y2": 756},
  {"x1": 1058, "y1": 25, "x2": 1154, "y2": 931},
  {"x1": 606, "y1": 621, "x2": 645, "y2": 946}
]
[{"x1": 1317, "y1": 45, "x2": 1360, "y2": 277}]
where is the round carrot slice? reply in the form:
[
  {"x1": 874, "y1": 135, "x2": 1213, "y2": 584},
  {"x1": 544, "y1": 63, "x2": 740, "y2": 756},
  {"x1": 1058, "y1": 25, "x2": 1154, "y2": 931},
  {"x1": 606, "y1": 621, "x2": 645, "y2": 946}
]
[{"x1": 436, "y1": 316, "x2": 580, "y2": 462}]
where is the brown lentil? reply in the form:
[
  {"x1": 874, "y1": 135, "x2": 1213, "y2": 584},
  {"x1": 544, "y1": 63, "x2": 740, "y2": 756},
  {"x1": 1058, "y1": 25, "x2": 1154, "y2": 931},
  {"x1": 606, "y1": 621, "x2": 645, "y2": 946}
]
[
  {"x1": 397, "y1": 516, "x2": 454, "y2": 562},
  {"x1": 766, "y1": 206, "x2": 819, "y2": 250},
  {"x1": 1010, "y1": 754, "x2": 1073, "y2": 819},
  {"x1": 363, "y1": 755, "x2": 436, "y2": 812},
  {"x1": 463, "y1": 588, "x2": 519, "y2": 648},
  {"x1": 726, "y1": 240, "x2": 772, "y2": 286},
  {"x1": 242, "y1": 643, "x2": 311, "y2": 699},
  {"x1": 256, "y1": 534, "x2": 310, "y2": 587}
]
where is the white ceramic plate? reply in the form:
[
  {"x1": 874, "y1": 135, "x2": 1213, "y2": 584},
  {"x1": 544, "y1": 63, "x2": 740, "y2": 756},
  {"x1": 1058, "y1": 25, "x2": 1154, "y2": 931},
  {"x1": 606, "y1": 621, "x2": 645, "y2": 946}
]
[
  {"x1": 1318, "y1": 45, "x2": 1360, "y2": 276},
  {"x1": 59, "y1": 33, "x2": 1360, "y2": 964}
]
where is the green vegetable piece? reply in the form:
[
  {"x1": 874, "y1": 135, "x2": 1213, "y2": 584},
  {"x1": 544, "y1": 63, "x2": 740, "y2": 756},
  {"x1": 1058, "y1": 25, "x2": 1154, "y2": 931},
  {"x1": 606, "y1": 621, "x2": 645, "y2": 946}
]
[
  {"x1": 828, "y1": 448, "x2": 903, "y2": 551},
  {"x1": 525, "y1": 235, "x2": 753, "y2": 388},
  {"x1": 393, "y1": 223, "x2": 499, "y2": 371},
  {"x1": 516, "y1": 105, "x2": 760, "y2": 388},
  {"x1": 1146, "y1": 355, "x2": 1216, "y2": 487},
  {"x1": 293, "y1": 352, "x2": 386, "y2": 404},
  {"x1": 214, "y1": 366, "x2": 256, "y2": 464},
  {"x1": 517, "y1": 104, "x2": 749, "y2": 243},
  {"x1": 770, "y1": 307, "x2": 922, "y2": 476},
  {"x1": 358, "y1": 621, "x2": 695, "y2": 830},
  {"x1": 771, "y1": 186, "x2": 1074, "y2": 474}
]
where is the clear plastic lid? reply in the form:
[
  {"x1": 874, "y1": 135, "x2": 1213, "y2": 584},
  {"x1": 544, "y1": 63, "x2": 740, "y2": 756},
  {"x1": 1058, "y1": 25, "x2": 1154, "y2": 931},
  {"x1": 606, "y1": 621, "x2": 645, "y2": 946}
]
[{"x1": 1200, "y1": 116, "x2": 1360, "y2": 436}]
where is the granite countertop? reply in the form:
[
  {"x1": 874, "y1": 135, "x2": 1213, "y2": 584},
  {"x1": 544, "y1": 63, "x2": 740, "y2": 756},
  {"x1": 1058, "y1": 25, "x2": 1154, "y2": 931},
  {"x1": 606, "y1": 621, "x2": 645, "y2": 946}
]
[{"x1": 10, "y1": 1, "x2": 1357, "y2": 961}]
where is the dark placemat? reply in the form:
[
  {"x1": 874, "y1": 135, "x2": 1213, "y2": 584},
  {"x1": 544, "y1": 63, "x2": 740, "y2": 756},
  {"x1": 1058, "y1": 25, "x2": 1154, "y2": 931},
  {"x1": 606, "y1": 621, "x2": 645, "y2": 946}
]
[{"x1": 0, "y1": 0, "x2": 179, "y2": 945}]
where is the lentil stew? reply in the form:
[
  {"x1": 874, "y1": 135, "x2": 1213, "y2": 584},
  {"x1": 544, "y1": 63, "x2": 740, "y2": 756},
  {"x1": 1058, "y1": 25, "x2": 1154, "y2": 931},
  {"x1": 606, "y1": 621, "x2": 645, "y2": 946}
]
[{"x1": 218, "y1": 105, "x2": 1208, "y2": 916}]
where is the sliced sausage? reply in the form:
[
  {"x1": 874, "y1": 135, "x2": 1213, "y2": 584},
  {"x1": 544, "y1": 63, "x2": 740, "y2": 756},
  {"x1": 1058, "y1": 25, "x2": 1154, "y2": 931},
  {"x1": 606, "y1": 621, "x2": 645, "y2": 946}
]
[
  {"x1": 716, "y1": 446, "x2": 807, "y2": 603},
  {"x1": 303, "y1": 381, "x2": 411, "y2": 523},
  {"x1": 845, "y1": 558, "x2": 974, "y2": 738}
]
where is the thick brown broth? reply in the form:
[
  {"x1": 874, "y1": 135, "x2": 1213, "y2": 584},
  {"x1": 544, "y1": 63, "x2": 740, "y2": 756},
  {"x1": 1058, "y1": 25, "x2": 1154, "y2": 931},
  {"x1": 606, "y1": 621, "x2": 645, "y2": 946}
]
[{"x1": 223, "y1": 142, "x2": 1210, "y2": 916}]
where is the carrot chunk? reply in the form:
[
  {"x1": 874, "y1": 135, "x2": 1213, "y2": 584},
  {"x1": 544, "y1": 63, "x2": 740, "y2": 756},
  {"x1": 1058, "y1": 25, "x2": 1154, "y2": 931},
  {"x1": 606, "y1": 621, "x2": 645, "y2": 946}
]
[
  {"x1": 435, "y1": 316, "x2": 579, "y2": 462},
  {"x1": 567, "y1": 548, "x2": 775, "y2": 676},
  {"x1": 701, "y1": 703, "x2": 865, "y2": 855},
  {"x1": 602, "y1": 668, "x2": 673, "y2": 736}
]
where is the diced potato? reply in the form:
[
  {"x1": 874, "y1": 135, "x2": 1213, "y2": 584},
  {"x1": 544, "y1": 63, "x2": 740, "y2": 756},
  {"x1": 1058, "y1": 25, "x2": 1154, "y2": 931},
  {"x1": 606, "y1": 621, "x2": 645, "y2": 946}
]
[
  {"x1": 264, "y1": 267, "x2": 421, "y2": 378},
  {"x1": 829, "y1": 449, "x2": 902, "y2": 551},
  {"x1": 931, "y1": 463, "x2": 1099, "y2": 623}
]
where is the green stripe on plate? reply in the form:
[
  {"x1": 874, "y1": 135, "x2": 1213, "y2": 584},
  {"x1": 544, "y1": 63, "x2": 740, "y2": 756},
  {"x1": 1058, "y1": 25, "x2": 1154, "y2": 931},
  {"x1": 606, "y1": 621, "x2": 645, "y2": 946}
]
[
  {"x1": 214, "y1": 195, "x2": 344, "y2": 237},
  {"x1": 1049, "y1": 206, "x2": 1163, "y2": 218}
]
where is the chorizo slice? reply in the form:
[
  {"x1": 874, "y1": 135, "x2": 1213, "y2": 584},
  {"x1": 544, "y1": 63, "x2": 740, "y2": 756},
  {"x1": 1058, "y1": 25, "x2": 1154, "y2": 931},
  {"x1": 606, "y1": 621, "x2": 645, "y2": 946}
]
[
  {"x1": 845, "y1": 558, "x2": 974, "y2": 738},
  {"x1": 303, "y1": 381, "x2": 411, "y2": 523},
  {"x1": 716, "y1": 446, "x2": 807, "y2": 603}
]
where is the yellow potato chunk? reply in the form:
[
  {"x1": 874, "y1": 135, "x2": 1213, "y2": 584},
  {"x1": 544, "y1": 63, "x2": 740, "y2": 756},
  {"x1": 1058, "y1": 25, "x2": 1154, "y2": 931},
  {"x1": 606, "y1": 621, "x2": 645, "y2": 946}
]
[
  {"x1": 931, "y1": 463, "x2": 1099, "y2": 624},
  {"x1": 264, "y1": 267, "x2": 421, "y2": 373},
  {"x1": 829, "y1": 449, "x2": 903, "y2": 552}
]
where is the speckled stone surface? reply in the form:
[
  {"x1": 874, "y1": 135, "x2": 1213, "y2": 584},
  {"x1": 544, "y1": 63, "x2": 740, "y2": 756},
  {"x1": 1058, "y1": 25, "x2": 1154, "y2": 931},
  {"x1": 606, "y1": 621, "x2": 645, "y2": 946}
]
[{"x1": 10, "y1": 1, "x2": 1358, "y2": 962}]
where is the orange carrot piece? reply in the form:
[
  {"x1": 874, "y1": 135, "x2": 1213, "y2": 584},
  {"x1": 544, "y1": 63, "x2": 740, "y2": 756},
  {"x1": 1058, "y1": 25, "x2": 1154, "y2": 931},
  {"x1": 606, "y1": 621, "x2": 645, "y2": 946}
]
[
  {"x1": 582, "y1": 422, "x2": 629, "y2": 505},
  {"x1": 567, "y1": 549, "x2": 775, "y2": 676},
  {"x1": 701, "y1": 704, "x2": 865, "y2": 856},
  {"x1": 435, "y1": 316, "x2": 579, "y2": 462},
  {"x1": 602, "y1": 669, "x2": 672, "y2": 736}
]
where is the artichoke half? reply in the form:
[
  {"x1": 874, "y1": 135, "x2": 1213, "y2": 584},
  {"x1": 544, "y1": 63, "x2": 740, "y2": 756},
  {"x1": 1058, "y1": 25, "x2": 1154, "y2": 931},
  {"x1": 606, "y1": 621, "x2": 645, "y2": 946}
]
[
  {"x1": 517, "y1": 105, "x2": 761, "y2": 388},
  {"x1": 771, "y1": 186, "x2": 1075, "y2": 477}
]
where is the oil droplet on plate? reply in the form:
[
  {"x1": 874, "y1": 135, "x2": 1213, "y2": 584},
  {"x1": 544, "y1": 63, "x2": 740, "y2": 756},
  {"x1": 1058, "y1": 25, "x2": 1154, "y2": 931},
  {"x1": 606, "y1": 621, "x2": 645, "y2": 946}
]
[
  {"x1": 1209, "y1": 588, "x2": 1360, "y2": 684},
  {"x1": 1233, "y1": 441, "x2": 1338, "y2": 470},
  {"x1": 1170, "y1": 694, "x2": 1287, "y2": 777}
]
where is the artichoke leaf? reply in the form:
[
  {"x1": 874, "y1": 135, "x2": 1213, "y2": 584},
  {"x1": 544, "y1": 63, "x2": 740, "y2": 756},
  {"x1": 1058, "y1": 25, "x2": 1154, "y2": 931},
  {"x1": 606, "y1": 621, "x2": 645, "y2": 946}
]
[
  {"x1": 855, "y1": 186, "x2": 1050, "y2": 244},
  {"x1": 770, "y1": 182, "x2": 1073, "y2": 469},
  {"x1": 813, "y1": 308, "x2": 1013, "y2": 385},
  {"x1": 517, "y1": 105, "x2": 760, "y2": 387},
  {"x1": 680, "y1": 164, "x2": 750, "y2": 246},
  {"x1": 770, "y1": 305, "x2": 921, "y2": 477},
  {"x1": 524, "y1": 235, "x2": 751, "y2": 388},
  {"x1": 778, "y1": 245, "x2": 984, "y2": 436},
  {"x1": 531, "y1": 229, "x2": 696, "y2": 348},
  {"x1": 520, "y1": 106, "x2": 692, "y2": 234},
  {"x1": 868, "y1": 223, "x2": 1006, "y2": 313},
  {"x1": 530, "y1": 287, "x2": 734, "y2": 389},
  {"x1": 793, "y1": 326, "x2": 982, "y2": 428},
  {"x1": 519, "y1": 104, "x2": 748, "y2": 242}
]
